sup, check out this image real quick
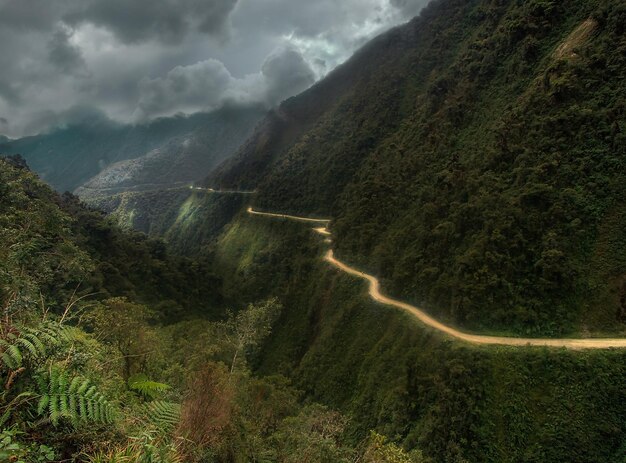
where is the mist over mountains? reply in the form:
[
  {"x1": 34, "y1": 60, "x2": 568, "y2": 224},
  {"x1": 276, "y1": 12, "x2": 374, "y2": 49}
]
[{"x1": 0, "y1": 104, "x2": 265, "y2": 194}]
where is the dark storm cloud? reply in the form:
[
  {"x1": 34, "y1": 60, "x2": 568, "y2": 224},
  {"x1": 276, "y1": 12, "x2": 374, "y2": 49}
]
[
  {"x1": 262, "y1": 48, "x2": 316, "y2": 106},
  {"x1": 0, "y1": 1, "x2": 59, "y2": 32},
  {"x1": 48, "y1": 26, "x2": 87, "y2": 73},
  {"x1": 64, "y1": 0, "x2": 238, "y2": 45},
  {"x1": 134, "y1": 47, "x2": 315, "y2": 119},
  {"x1": 0, "y1": 81, "x2": 20, "y2": 105},
  {"x1": 0, "y1": 0, "x2": 238, "y2": 44},
  {"x1": 135, "y1": 59, "x2": 233, "y2": 119},
  {"x1": 0, "y1": 0, "x2": 429, "y2": 137},
  {"x1": 196, "y1": 0, "x2": 239, "y2": 36}
]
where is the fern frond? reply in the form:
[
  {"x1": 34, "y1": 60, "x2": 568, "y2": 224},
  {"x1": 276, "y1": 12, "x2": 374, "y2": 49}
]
[
  {"x1": 37, "y1": 394, "x2": 50, "y2": 415},
  {"x1": 78, "y1": 378, "x2": 90, "y2": 395},
  {"x1": 69, "y1": 376, "x2": 82, "y2": 394},
  {"x1": 49, "y1": 393, "x2": 60, "y2": 425},
  {"x1": 128, "y1": 374, "x2": 171, "y2": 400},
  {"x1": 79, "y1": 396, "x2": 88, "y2": 420},
  {"x1": 35, "y1": 367, "x2": 117, "y2": 428},
  {"x1": 1, "y1": 352, "x2": 17, "y2": 370},
  {"x1": 6, "y1": 344, "x2": 23, "y2": 368},
  {"x1": 16, "y1": 337, "x2": 38, "y2": 357},
  {"x1": 34, "y1": 327, "x2": 58, "y2": 346},
  {"x1": 1, "y1": 322, "x2": 73, "y2": 373},
  {"x1": 22, "y1": 332, "x2": 46, "y2": 356},
  {"x1": 85, "y1": 385, "x2": 97, "y2": 399},
  {"x1": 144, "y1": 401, "x2": 181, "y2": 431}
]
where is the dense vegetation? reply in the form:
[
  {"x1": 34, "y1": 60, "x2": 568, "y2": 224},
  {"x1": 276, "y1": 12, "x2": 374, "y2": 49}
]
[
  {"x1": 212, "y1": 210, "x2": 626, "y2": 463},
  {"x1": 212, "y1": 0, "x2": 626, "y2": 337},
  {"x1": 0, "y1": 155, "x2": 224, "y2": 320},
  {"x1": 87, "y1": 188, "x2": 245, "y2": 256},
  {"x1": 0, "y1": 157, "x2": 423, "y2": 462},
  {"x1": 3, "y1": 0, "x2": 626, "y2": 461}
]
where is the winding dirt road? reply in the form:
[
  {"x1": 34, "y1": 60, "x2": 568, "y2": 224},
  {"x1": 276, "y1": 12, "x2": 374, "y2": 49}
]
[
  {"x1": 194, "y1": 187, "x2": 257, "y2": 194},
  {"x1": 247, "y1": 207, "x2": 331, "y2": 223},
  {"x1": 247, "y1": 207, "x2": 626, "y2": 349}
]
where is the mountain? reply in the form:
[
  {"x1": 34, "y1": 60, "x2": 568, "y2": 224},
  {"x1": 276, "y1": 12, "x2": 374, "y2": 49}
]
[
  {"x1": 1, "y1": 156, "x2": 395, "y2": 462},
  {"x1": 2, "y1": 0, "x2": 626, "y2": 461},
  {"x1": 2, "y1": 104, "x2": 265, "y2": 194},
  {"x1": 209, "y1": 0, "x2": 626, "y2": 337},
  {"x1": 195, "y1": 2, "x2": 626, "y2": 460}
]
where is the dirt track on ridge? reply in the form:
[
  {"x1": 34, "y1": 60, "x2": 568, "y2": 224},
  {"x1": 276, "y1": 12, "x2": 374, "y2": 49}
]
[{"x1": 248, "y1": 207, "x2": 626, "y2": 349}]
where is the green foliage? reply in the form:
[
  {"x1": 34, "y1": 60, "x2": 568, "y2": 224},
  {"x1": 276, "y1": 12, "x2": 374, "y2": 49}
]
[
  {"x1": 0, "y1": 157, "x2": 93, "y2": 317},
  {"x1": 213, "y1": 207, "x2": 626, "y2": 463},
  {"x1": 0, "y1": 427, "x2": 56, "y2": 463},
  {"x1": 35, "y1": 366, "x2": 116, "y2": 426},
  {"x1": 361, "y1": 432, "x2": 428, "y2": 463},
  {"x1": 59, "y1": 193, "x2": 224, "y2": 322},
  {"x1": 0, "y1": 158, "x2": 227, "y2": 460},
  {"x1": 0, "y1": 162, "x2": 357, "y2": 462},
  {"x1": 0, "y1": 323, "x2": 73, "y2": 370},
  {"x1": 220, "y1": 298, "x2": 283, "y2": 372},
  {"x1": 84, "y1": 430, "x2": 184, "y2": 463},
  {"x1": 0, "y1": 157, "x2": 223, "y2": 323},
  {"x1": 2, "y1": 1, "x2": 626, "y2": 462},
  {"x1": 129, "y1": 375, "x2": 171, "y2": 400},
  {"x1": 267, "y1": 404, "x2": 353, "y2": 463},
  {"x1": 144, "y1": 401, "x2": 181, "y2": 432},
  {"x1": 87, "y1": 188, "x2": 246, "y2": 257},
  {"x1": 214, "y1": 0, "x2": 626, "y2": 336}
]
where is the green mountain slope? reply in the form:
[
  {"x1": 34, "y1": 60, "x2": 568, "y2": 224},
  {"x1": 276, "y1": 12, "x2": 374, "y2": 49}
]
[
  {"x1": 210, "y1": 208, "x2": 626, "y2": 463},
  {"x1": 210, "y1": 0, "x2": 626, "y2": 336},
  {"x1": 2, "y1": 158, "x2": 393, "y2": 463},
  {"x1": 0, "y1": 155, "x2": 223, "y2": 321},
  {"x1": 88, "y1": 188, "x2": 246, "y2": 255}
]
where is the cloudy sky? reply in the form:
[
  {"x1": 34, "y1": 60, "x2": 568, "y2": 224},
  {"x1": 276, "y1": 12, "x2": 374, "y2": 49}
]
[{"x1": 0, "y1": 0, "x2": 429, "y2": 138}]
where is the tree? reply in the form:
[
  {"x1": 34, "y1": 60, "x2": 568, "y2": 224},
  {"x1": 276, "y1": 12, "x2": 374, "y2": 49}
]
[
  {"x1": 86, "y1": 297, "x2": 156, "y2": 380},
  {"x1": 219, "y1": 298, "x2": 282, "y2": 373},
  {"x1": 359, "y1": 432, "x2": 429, "y2": 463}
]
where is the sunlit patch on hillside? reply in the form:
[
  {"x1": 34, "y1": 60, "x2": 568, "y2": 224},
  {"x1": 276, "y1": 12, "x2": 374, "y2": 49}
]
[
  {"x1": 174, "y1": 194, "x2": 202, "y2": 229},
  {"x1": 553, "y1": 18, "x2": 598, "y2": 60}
]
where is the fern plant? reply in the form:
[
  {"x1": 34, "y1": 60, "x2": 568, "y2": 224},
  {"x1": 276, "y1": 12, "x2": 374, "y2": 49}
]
[
  {"x1": 35, "y1": 366, "x2": 117, "y2": 426},
  {"x1": 0, "y1": 322, "x2": 74, "y2": 371},
  {"x1": 144, "y1": 401, "x2": 181, "y2": 432},
  {"x1": 128, "y1": 374, "x2": 171, "y2": 400}
]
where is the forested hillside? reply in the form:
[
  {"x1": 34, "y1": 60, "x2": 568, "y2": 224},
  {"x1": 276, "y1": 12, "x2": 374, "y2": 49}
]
[
  {"x1": 88, "y1": 188, "x2": 246, "y2": 255},
  {"x1": 3, "y1": 0, "x2": 625, "y2": 461},
  {"x1": 0, "y1": 154, "x2": 224, "y2": 320},
  {"x1": 211, "y1": 0, "x2": 626, "y2": 336},
  {"x1": 1, "y1": 157, "x2": 425, "y2": 462},
  {"x1": 208, "y1": 208, "x2": 626, "y2": 463}
]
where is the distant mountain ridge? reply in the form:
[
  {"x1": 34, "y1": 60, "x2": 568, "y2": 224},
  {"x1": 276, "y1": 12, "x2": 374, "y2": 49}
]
[{"x1": 1, "y1": 104, "x2": 265, "y2": 194}]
